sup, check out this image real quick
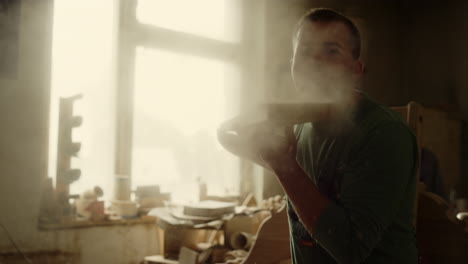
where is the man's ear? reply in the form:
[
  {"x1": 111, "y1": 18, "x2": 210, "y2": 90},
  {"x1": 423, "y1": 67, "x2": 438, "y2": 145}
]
[{"x1": 353, "y1": 60, "x2": 364, "y2": 75}]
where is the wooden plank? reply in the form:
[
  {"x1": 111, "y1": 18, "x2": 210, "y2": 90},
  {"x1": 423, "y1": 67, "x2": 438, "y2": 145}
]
[
  {"x1": 183, "y1": 200, "x2": 236, "y2": 217},
  {"x1": 241, "y1": 205, "x2": 291, "y2": 264}
]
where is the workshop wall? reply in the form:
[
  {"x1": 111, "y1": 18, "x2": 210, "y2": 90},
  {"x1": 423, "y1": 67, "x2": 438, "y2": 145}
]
[{"x1": 402, "y1": 0, "x2": 468, "y2": 197}]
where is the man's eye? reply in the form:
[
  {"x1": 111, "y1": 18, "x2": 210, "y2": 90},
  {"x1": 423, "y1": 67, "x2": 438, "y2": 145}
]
[{"x1": 327, "y1": 48, "x2": 340, "y2": 55}]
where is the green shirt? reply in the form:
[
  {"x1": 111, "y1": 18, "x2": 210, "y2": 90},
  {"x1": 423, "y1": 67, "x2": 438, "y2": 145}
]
[{"x1": 288, "y1": 93, "x2": 418, "y2": 264}]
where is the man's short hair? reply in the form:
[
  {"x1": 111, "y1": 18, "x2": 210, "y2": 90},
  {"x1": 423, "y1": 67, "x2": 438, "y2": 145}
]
[{"x1": 294, "y1": 8, "x2": 361, "y2": 60}]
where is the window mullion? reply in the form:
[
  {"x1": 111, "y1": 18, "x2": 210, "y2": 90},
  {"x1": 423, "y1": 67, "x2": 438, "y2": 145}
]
[{"x1": 133, "y1": 23, "x2": 243, "y2": 63}]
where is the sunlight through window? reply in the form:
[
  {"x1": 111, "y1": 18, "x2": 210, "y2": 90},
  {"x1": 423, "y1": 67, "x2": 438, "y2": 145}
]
[{"x1": 132, "y1": 47, "x2": 240, "y2": 203}]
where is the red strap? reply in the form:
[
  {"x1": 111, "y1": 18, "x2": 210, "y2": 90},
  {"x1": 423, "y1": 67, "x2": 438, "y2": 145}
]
[{"x1": 299, "y1": 240, "x2": 315, "y2": 247}]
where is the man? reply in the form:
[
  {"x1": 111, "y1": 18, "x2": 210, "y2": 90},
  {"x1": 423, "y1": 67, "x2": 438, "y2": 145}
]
[{"x1": 257, "y1": 8, "x2": 418, "y2": 264}]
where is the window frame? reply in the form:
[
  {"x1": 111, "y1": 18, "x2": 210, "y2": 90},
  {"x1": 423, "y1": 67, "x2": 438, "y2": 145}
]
[{"x1": 114, "y1": 0, "x2": 256, "y2": 195}]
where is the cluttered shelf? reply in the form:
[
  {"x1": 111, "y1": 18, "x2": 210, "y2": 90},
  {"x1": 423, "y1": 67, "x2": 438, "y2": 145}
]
[
  {"x1": 38, "y1": 180, "x2": 172, "y2": 230},
  {"x1": 144, "y1": 195, "x2": 288, "y2": 264},
  {"x1": 38, "y1": 215, "x2": 157, "y2": 230}
]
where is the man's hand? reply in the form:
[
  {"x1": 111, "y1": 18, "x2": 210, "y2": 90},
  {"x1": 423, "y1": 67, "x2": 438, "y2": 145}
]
[
  {"x1": 253, "y1": 125, "x2": 301, "y2": 175},
  {"x1": 218, "y1": 119, "x2": 301, "y2": 174},
  {"x1": 233, "y1": 123, "x2": 330, "y2": 238}
]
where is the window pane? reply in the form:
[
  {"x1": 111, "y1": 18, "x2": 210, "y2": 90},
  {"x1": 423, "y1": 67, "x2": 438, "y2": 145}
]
[
  {"x1": 132, "y1": 47, "x2": 240, "y2": 203},
  {"x1": 136, "y1": 0, "x2": 242, "y2": 43}
]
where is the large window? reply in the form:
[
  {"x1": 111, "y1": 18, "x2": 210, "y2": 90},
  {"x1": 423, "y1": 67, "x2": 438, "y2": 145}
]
[
  {"x1": 129, "y1": 0, "x2": 243, "y2": 203},
  {"x1": 49, "y1": 0, "x2": 245, "y2": 204},
  {"x1": 132, "y1": 47, "x2": 241, "y2": 202}
]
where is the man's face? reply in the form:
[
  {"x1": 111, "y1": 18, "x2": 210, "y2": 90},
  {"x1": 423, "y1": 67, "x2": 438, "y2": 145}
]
[{"x1": 291, "y1": 21, "x2": 363, "y2": 103}]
